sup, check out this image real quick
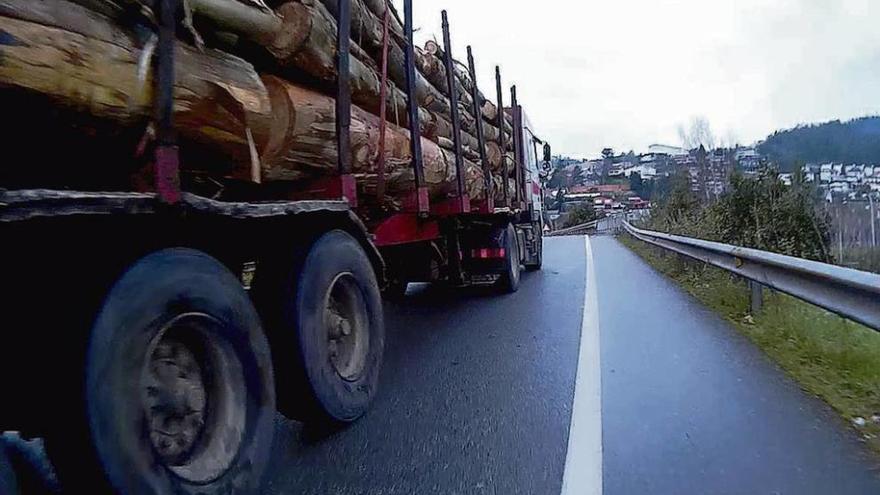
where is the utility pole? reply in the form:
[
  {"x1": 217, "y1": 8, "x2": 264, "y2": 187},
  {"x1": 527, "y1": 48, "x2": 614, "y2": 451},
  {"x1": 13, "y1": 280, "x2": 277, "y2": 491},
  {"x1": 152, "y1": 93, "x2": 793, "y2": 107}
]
[
  {"x1": 870, "y1": 193, "x2": 877, "y2": 249},
  {"x1": 838, "y1": 206, "x2": 844, "y2": 263}
]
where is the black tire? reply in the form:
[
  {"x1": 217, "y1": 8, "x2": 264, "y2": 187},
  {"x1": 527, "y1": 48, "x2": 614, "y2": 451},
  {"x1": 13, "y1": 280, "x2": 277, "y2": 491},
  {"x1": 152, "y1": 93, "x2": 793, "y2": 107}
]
[
  {"x1": 525, "y1": 227, "x2": 544, "y2": 271},
  {"x1": 497, "y1": 225, "x2": 521, "y2": 293},
  {"x1": 0, "y1": 443, "x2": 18, "y2": 495},
  {"x1": 47, "y1": 249, "x2": 275, "y2": 495},
  {"x1": 261, "y1": 230, "x2": 384, "y2": 424}
]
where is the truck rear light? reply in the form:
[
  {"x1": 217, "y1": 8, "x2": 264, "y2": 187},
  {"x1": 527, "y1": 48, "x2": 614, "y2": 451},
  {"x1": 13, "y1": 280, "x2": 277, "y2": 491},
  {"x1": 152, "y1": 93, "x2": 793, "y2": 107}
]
[{"x1": 471, "y1": 248, "x2": 506, "y2": 259}]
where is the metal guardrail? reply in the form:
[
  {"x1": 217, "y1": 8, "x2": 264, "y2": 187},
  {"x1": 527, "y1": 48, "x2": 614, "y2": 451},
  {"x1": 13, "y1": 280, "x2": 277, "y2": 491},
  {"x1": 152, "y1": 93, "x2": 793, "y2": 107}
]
[
  {"x1": 622, "y1": 221, "x2": 880, "y2": 331},
  {"x1": 547, "y1": 220, "x2": 599, "y2": 237}
]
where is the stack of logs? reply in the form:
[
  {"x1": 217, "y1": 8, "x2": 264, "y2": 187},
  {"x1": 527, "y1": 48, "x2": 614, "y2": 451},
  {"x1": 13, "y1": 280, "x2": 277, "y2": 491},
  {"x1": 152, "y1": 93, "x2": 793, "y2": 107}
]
[{"x1": 0, "y1": 0, "x2": 516, "y2": 207}]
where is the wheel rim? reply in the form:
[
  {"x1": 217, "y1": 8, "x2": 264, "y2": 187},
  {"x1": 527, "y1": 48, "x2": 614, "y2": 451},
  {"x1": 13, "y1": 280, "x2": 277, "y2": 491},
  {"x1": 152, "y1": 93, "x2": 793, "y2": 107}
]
[
  {"x1": 141, "y1": 313, "x2": 247, "y2": 484},
  {"x1": 324, "y1": 273, "x2": 370, "y2": 381}
]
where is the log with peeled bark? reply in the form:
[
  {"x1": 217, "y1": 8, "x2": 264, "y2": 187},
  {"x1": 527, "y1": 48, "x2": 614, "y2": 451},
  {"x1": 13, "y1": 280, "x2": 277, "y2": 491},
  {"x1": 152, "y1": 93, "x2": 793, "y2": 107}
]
[
  {"x1": 430, "y1": 112, "x2": 482, "y2": 156},
  {"x1": 424, "y1": 41, "x2": 515, "y2": 126},
  {"x1": 267, "y1": 1, "x2": 451, "y2": 121},
  {"x1": 258, "y1": 76, "x2": 486, "y2": 200},
  {"x1": 482, "y1": 99, "x2": 498, "y2": 122},
  {"x1": 0, "y1": 3, "x2": 272, "y2": 179},
  {"x1": 485, "y1": 141, "x2": 504, "y2": 171},
  {"x1": 316, "y1": 0, "x2": 452, "y2": 119},
  {"x1": 414, "y1": 46, "x2": 476, "y2": 112},
  {"x1": 437, "y1": 137, "x2": 480, "y2": 163},
  {"x1": 423, "y1": 39, "x2": 478, "y2": 103},
  {"x1": 359, "y1": 0, "x2": 404, "y2": 41}
]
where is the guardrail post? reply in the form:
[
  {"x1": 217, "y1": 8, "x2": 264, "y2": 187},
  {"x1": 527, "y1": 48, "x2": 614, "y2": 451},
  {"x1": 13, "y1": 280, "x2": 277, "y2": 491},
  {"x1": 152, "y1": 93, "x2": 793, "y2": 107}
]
[{"x1": 749, "y1": 280, "x2": 764, "y2": 314}]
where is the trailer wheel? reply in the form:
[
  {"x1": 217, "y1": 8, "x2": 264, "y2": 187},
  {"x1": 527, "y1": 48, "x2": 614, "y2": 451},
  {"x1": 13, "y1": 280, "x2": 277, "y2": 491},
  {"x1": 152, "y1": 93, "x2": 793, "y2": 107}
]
[
  {"x1": 265, "y1": 230, "x2": 384, "y2": 424},
  {"x1": 47, "y1": 249, "x2": 275, "y2": 495},
  {"x1": 497, "y1": 225, "x2": 521, "y2": 293}
]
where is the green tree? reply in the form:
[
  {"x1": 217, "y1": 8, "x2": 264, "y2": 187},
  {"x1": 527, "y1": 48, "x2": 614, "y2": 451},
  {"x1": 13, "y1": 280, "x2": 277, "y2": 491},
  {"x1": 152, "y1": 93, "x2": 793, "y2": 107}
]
[
  {"x1": 629, "y1": 172, "x2": 644, "y2": 195},
  {"x1": 710, "y1": 167, "x2": 830, "y2": 261},
  {"x1": 649, "y1": 170, "x2": 702, "y2": 234},
  {"x1": 571, "y1": 166, "x2": 585, "y2": 186},
  {"x1": 564, "y1": 204, "x2": 602, "y2": 228},
  {"x1": 649, "y1": 167, "x2": 831, "y2": 262}
]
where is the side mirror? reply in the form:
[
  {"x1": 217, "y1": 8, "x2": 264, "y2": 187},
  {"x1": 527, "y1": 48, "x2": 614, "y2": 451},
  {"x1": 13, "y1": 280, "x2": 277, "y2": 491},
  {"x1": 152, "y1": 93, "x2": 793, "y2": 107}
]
[{"x1": 543, "y1": 143, "x2": 552, "y2": 163}]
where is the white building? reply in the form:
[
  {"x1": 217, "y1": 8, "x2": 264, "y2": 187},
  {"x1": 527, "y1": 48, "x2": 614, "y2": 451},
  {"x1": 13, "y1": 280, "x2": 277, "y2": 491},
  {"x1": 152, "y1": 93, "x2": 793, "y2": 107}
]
[
  {"x1": 648, "y1": 144, "x2": 689, "y2": 157},
  {"x1": 624, "y1": 164, "x2": 658, "y2": 179}
]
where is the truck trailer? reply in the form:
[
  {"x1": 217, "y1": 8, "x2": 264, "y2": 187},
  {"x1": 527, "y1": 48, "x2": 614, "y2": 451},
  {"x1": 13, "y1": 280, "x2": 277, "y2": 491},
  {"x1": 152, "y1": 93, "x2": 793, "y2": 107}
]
[{"x1": 0, "y1": 0, "x2": 550, "y2": 492}]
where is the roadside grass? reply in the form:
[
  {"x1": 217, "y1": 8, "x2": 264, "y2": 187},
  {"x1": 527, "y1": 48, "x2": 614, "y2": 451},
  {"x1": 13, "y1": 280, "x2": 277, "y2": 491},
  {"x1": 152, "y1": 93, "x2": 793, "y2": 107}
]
[{"x1": 618, "y1": 233, "x2": 880, "y2": 453}]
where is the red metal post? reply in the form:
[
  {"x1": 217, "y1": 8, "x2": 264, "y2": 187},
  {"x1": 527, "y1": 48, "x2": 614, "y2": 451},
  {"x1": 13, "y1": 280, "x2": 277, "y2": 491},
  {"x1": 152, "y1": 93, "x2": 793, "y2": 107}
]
[
  {"x1": 154, "y1": 0, "x2": 181, "y2": 204},
  {"x1": 376, "y1": 7, "x2": 391, "y2": 200}
]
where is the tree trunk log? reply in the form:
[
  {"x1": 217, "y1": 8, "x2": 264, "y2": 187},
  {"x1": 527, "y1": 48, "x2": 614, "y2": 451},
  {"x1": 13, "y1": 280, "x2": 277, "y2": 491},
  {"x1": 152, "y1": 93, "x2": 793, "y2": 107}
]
[
  {"x1": 0, "y1": 4, "x2": 271, "y2": 179},
  {"x1": 259, "y1": 76, "x2": 485, "y2": 200},
  {"x1": 267, "y1": 1, "x2": 452, "y2": 124},
  {"x1": 0, "y1": 0, "x2": 490, "y2": 202},
  {"x1": 414, "y1": 46, "x2": 477, "y2": 111}
]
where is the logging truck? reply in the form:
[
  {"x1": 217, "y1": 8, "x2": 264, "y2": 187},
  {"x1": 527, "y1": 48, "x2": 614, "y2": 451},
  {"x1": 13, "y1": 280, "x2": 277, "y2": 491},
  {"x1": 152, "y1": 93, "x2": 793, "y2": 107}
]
[{"x1": 0, "y1": 0, "x2": 549, "y2": 492}]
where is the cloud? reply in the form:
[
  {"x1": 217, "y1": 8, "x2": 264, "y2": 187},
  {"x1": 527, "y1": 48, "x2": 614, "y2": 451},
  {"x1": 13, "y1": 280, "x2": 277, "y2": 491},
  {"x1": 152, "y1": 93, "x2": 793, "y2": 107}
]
[{"x1": 391, "y1": 0, "x2": 880, "y2": 157}]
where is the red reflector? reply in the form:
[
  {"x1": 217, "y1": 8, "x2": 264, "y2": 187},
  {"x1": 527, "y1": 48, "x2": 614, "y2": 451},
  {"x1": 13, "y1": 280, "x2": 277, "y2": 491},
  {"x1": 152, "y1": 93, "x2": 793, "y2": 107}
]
[{"x1": 471, "y1": 248, "x2": 506, "y2": 259}]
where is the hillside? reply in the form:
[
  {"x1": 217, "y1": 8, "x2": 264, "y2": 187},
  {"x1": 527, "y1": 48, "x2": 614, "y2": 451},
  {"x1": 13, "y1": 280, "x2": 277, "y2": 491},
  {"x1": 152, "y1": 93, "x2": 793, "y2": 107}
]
[{"x1": 758, "y1": 116, "x2": 880, "y2": 172}]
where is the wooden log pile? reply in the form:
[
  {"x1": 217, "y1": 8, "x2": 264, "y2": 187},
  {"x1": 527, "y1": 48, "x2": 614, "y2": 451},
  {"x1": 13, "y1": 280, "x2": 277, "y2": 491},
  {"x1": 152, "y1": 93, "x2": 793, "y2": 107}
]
[{"x1": 0, "y1": 0, "x2": 516, "y2": 208}]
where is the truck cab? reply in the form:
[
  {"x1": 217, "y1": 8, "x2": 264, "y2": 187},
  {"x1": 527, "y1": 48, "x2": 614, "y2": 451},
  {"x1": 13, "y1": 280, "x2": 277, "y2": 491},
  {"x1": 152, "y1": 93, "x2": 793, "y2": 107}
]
[{"x1": 520, "y1": 109, "x2": 550, "y2": 228}]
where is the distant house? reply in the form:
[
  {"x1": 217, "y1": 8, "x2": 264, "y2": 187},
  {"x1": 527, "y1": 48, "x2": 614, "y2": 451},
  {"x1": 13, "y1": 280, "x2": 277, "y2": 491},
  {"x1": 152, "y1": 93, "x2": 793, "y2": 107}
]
[
  {"x1": 648, "y1": 144, "x2": 688, "y2": 157},
  {"x1": 779, "y1": 173, "x2": 793, "y2": 186},
  {"x1": 592, "y1": 184, "x2": 630, "y2": 194},
  {"x1": 624, "y1": 164, "x2": 658, "y2": 179}
]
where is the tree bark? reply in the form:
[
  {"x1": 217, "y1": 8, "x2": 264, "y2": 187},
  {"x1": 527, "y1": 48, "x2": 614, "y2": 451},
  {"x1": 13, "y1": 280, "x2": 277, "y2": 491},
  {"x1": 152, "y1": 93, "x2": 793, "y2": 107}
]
[
  {"x1": 359, "y1": 0, "x2": 404, "y2": 41},
  {"x1": 259, "y1": 76, "x2": 485, "y2": 200},
  {"x1": 312, "y1": 0, "x2": 456, "y2": 121},
  {"x1": 0, "y1": 5, "x2": 272, "y2": 178},
  {"x1": 414, "y1": 46, "x2": 478, "y2": 111},
  {"x1": 267, "y1": 1, "x2": 452, "y2": 124}
]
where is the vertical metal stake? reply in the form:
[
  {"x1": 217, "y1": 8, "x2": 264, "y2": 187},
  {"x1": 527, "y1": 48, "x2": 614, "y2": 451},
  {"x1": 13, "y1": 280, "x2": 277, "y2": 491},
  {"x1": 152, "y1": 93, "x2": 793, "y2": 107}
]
[
  {"x1": 510, "y1": 86, "x2": 523, "y2": 206},
  {"x1": 749, "y1": 280, "x2": 764, "y2": 315},
  {"x1": 495, "y1": 67, "x2": 509, "y2": 208},
  {"x1": 467, "y1": 46, "x2": 492, "y2": 208},
  {"x1": 376, "y1": 7, "x2": 391, "y2": 200},
  {"x1": 335, "y1": 0, "x2": 352, "y2": 176},
  {"x1": 442, "y1": 10, "x2": 466, "y2": 211},
  {"x1": 403, "y1": 0, "x2": 427, "y2": 212},
  {"x1": 154, "y1": 0, "x2": 181, "y2": 205}
]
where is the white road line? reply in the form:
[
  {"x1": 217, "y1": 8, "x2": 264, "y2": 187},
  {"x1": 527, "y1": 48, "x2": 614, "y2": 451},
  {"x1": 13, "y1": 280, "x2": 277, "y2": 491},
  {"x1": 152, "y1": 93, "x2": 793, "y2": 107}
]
[{"x1": 561, "y1": 235, "x2": 603, "y2": 495}]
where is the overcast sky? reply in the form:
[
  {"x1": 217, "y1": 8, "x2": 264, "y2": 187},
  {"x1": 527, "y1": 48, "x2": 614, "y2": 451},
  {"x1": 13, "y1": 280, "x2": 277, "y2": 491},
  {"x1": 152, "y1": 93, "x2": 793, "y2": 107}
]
[{"x1": 392, "y1": 0, "x2": 880, "y2": 158}]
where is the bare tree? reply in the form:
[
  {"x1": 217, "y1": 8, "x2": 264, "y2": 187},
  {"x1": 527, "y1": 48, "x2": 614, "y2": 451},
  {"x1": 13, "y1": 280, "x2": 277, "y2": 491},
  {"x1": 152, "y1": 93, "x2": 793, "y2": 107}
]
[
  {"x1": 678, "y1": 116, "x2": 715, "y2": 151},
  {"x1": 723, "y1": 129, "x2": 739, "y2": 150}
]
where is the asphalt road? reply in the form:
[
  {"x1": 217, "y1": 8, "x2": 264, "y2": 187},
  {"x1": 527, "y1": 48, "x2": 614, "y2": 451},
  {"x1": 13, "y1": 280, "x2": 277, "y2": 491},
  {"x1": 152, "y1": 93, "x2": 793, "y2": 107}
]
[
  {"x1": 593, "y1": 236, "x2": 880, "y2": 495},
  {"x1": 265, "y1": 236, "x2": 587, "y2": 495}
]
